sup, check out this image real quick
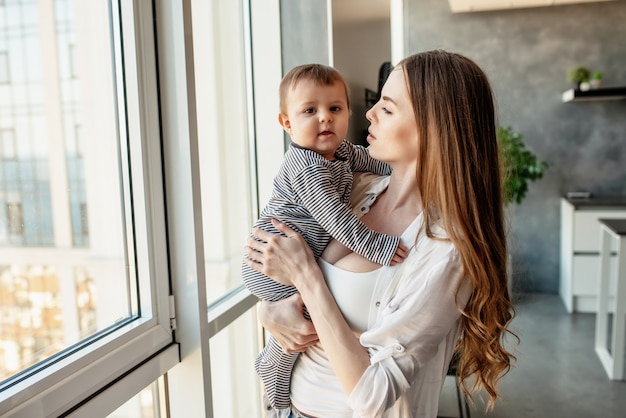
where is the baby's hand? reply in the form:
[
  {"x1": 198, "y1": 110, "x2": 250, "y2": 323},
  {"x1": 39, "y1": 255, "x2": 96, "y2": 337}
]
[{"x1": 390, "y1": 243, "x2": 409, "y2": 265}]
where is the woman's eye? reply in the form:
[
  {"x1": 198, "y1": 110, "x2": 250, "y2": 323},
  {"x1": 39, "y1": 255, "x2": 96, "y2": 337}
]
[{"x1": 382, "y1": 107, "x2": 391, "y2": 114}]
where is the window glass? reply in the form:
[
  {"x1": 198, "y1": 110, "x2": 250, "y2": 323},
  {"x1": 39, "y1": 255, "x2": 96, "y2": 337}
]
[
  {"x1": 192, "y1": 0, "x2": 255, "y2": 303},
  {"x1": 209, "y1": 308, "x2": 260, "y2": 417},
  {"x1": 0, "y1": 0, "x2": 134, "y2": 383}
]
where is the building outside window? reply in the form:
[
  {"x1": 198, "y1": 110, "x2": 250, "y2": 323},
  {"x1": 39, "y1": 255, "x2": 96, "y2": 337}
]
[
  {"x1": 0, "y1": 51, "x2": 8, "y2": 84},
  {"x1": 0, "y1": 0, "x2": 130, "y2": 381}
]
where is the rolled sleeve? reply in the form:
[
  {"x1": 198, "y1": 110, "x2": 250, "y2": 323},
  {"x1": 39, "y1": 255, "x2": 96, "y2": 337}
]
[{"x1": 347, "y1": 343, "x2": 413, "y2": 417}]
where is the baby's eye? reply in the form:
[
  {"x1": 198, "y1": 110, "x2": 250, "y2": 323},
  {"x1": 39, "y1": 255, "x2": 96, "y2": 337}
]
[
  {"x1": 304, "y1": 107, "x2": 315, "y2": 114},
  {"x1": 330, "y1": 106, "x2": 342, "y2": 112}
]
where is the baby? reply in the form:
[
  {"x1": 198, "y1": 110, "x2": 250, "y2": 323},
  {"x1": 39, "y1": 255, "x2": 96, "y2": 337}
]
[{"x1": 242, "y1": 63, "x2": 405, "y2": 409}]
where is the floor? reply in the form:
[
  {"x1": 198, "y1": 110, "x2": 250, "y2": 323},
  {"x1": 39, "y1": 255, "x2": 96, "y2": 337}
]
[{"x1": 438, "y1": 293, "x2": 626, "y2": 418}]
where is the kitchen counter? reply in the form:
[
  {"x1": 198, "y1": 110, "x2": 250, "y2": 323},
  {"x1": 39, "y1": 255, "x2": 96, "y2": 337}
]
[{"x1": 564, "y1": 195, "x2": 626, "y2": 210}]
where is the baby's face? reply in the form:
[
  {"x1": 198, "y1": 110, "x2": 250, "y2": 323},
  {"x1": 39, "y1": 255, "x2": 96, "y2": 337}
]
[{"x1": 279, "y1": 79, "x2": 349, "y2": 160}]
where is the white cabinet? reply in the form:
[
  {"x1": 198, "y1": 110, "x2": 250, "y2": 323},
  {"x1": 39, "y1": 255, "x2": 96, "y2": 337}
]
[{"x1": 560, "y1": 198, "x2": 626, "y2": 313}]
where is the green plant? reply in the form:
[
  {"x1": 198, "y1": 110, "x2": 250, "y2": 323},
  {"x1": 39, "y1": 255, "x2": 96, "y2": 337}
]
[
  {"x1": 592, "y1": 71, "x2": 603, "y2": 80},
  {"x1": 497, "y1": 126, "x2": 549, "y2": 205},
  {"x1": 567, "y1": 66, "x2": 591, "y2": 85}
]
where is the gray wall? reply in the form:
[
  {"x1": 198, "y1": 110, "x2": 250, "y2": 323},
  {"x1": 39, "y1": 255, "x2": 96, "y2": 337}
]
[
  {"x1": 280, "y1": 0, "x2": 330, "y2": 71},
  {"x1": 334, "y1": 19, "x2": 391, "y2": 146},
  {"x1": 406, "y1": 0, "x2": 626, "y2": 293},
  {"x1": 279, "y1": 0, "x2": 330, "y2": 148}
]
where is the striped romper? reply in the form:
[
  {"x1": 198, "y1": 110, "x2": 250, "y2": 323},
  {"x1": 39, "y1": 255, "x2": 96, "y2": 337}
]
[{"x1": 242, "y1": 140, "x2": 400, "y2": 409}]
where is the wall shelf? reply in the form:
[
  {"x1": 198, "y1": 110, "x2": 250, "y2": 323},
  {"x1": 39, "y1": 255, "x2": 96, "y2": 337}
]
[{"x1": 562, "y1": 86, "x2": 626, "y2": 102}]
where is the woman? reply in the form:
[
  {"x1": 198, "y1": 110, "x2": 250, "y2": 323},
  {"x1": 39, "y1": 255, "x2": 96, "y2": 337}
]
[{"x1": 245, "y1": 50, "x2": 517, "y2": 418}]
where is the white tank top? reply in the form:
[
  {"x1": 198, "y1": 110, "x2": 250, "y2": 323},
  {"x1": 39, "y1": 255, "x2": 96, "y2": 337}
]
[
  {"x1": 318, "y1": 258, "x2": 381, "y2": 333},
  {"x1": 290, "y1": 259, "x2": 382, "y2": 417}
]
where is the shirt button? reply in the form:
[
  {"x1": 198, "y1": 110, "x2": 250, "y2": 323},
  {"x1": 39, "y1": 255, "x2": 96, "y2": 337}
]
[
  {"x1": 375, "y1": 301, "x2": 380, "y2": 307},
  {"x1": 394, "y1": 344, "x2": 404, "y2": 352}
]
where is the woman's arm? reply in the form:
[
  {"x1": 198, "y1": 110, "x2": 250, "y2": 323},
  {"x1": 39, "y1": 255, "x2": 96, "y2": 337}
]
[
  {"x1": 245, "y1": 219, "x2": 371, "y2": 394},
  {"x1": 257, "y1": 294, "x2": 319, "y2": 354}
]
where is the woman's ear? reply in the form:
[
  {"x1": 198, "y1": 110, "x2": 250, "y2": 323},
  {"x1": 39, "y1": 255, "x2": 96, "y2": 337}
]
[{"x1": 278, "y1": 113, "x2": 291, "y2": 134}]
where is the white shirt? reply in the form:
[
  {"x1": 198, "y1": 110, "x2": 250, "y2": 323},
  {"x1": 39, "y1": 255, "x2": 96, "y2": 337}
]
[{"x1": 291, "y1": 173, "x2": 471, "y2": 418}]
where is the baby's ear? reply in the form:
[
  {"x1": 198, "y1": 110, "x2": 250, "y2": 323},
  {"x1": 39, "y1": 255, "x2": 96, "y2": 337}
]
[{"x1": 278, "y1": 113, "x2": 291, "y2": 133}]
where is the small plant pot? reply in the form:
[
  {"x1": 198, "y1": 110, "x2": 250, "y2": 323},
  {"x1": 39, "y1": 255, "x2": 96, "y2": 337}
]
[
  {"x1": 590, "y1": 79, "x2": 602, "y2": 89},
  {"x1": 579, "y1": 81, "x2": 591, "y2": 91}
]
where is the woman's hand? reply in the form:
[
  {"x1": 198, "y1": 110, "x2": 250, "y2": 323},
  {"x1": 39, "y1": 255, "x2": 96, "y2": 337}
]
[
  {"x1": 249, "y1": 221, "x2": 369, "y2": 394},
  {"x1": 244, "y1": 219, "x2": 317, "y2": 288},
  {"x1": 257, "y1": 294, "x2": 319, "y2": 354}
]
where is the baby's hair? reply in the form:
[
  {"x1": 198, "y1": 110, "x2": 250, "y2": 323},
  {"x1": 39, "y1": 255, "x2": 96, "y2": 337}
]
[{"x1": 279, "y1": 64, "x2": 350, "y2": 113}]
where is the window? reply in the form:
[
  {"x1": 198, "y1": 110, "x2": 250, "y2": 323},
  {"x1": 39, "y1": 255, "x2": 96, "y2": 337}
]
[
  {"x1": 0, "y1": 0, "x2": 174, "y2": 416},
  {"x1": 156, "y1": 0, "x2": 284, "y2": 415},
  {"x1": 0, "y1": 0, "x2": 137, "y2": 378},
  {"x1": 6, "y1": 201, "x2": 22, "y2": 235},
  {"x1": 1, "y1": 0, "x2": 288, "y2": 415}
]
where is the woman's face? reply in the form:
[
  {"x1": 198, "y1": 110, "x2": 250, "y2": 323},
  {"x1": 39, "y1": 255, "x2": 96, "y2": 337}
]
[{"x1": 365, "y1": 67, "x2": 418, "y2": 167}]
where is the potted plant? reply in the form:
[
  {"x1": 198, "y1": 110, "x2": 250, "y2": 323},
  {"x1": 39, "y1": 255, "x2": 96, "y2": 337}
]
[
  {"x1": 567, "y1": 66, "x2": 591, "y2": 90},
  {"x1": 497, "y1": 126, "x2": 549, "y2": 294},
  {"x1": 590, "y1": 71, "x2": 603, "y2": 90},
  {"x1": 497, "y1": 126, "x2": 549, "y2": 205},
  {"x1": 579, "y1": 78, "x2": 591, "y2": 91}
]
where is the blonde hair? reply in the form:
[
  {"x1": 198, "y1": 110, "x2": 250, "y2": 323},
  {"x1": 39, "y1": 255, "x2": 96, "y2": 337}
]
[
  {"x1": 279, "y1": 64, "x2": 351, "y2": 113},
  {"x1": 398, "y1": 50, "x2": 517, "y2": 408}
]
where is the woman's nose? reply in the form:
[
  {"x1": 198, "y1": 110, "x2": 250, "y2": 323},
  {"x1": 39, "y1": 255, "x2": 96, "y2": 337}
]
[{"x1": 365, "y1": 107, "x2": 373, "y2": 122}]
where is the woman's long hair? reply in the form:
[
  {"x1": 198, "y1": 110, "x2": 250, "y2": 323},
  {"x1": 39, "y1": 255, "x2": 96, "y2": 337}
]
[{"x1": 399, "y1": 50, "x2": 517, "y2": 408}]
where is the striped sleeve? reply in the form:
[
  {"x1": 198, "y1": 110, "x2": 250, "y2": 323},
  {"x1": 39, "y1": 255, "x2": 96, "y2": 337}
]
[
  {"x1": 338, "y1": 140, "x2": 392, "y2": 176},
  {"x1": 291, "y1": 163, "x2": 400, "y2": 266}
]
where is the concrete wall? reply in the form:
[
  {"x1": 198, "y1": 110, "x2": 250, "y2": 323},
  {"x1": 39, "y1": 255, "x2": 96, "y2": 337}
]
[
  {"x1": 333, "y1": 19, "x2": 391, "y2": 146},
  {"x1": 280, "y1": 0, "x2": 330, "y2": 71},
  {"x1": 279, "y1": 0, "x2": 331, "y2": 148},
  {"x1": 405, "y1": 0, "x2": 626, "y2": 293}
]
